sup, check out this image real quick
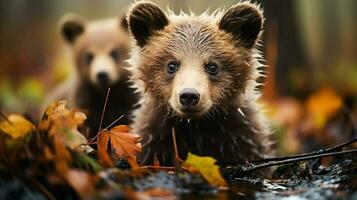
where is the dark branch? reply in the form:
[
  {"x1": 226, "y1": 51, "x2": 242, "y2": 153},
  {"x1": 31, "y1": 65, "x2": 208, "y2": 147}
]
[{"x1": 250, "y1": 148, "x2": 357, "y2": 172}]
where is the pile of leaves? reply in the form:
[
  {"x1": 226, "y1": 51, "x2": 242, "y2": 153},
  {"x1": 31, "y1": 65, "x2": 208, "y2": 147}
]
[
  {"x1": 0, "y1": 100, "x2": 356, "y2": 200},
  {"x1": 0, "y1": 101, "x2": 226, "y2": 200}
]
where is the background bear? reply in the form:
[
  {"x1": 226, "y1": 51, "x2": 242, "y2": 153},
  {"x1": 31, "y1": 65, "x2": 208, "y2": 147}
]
[
  {"x1": 127, "y1": 1, "x2": 273, "y2": 166},
  {"x1": 44, "y1": 14, "x2": 138, "y2": 139}
]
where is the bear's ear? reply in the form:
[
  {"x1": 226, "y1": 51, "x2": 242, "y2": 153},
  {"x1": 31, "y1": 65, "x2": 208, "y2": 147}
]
[
  {"x1": 120, "y1": 15, "x2": 129, "y2": 32},
  {"x1": 128, "y1": 2, "x2": 169, "y2": 47},
  {"x1": 219, "y1": 2, "x2": 263, "y2": 48},
  {"x1": 59, "y1": 14, "x2": 86, "y2": 44}
]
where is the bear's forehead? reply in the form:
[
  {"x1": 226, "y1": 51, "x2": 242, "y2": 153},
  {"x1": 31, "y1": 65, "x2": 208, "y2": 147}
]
[
  {"x1": 76, "y1": 27, "x2": 127, "y2": 51},
  {"x1": 164, "y1": 22, "x2": 219, "y2": 55}
]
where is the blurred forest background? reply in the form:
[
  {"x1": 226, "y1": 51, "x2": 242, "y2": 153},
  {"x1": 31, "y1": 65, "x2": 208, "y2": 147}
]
[{"x1": 0, "y1": 0, "x2": 356, "y2": 155}]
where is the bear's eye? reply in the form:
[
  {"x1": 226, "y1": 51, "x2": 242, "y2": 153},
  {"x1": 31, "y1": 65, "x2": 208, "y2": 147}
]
[
  {"x1": 84, "y1": 52, "x2": 94, "y2": 65},
  {"x1": 167, "y1": 61, "x2": 179, "y2": 74},
  {"x1": 110, "y1": 49, "x2": 120, "y2": 60},
  {"x1": 205, "y1": 63, "x2": 219, "y2": 75}
]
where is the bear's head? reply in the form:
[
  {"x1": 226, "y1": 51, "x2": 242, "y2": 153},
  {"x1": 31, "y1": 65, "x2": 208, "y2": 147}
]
[
  {"x1": 60, "y1": 14, "x2": 130, "y2": 89},
  {"x1": 127, "y1": 1, "x2": 264, "y2": 118}
]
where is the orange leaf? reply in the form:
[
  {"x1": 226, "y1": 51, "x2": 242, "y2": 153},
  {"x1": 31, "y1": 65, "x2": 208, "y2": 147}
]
[
  {"x1": 40, "y1": 101, "x2": 87, "y2": 149},
  {"x1": 127, "y1": 156, "x2": 141, "y2": 170},
  {"x1": 109, "y1": 125, "x2": 142, "y2": 158},
  {"x1": 97, "y1": 130, "x2": 113, "y2": 167},
  {"x1": 97, "y1": 125, "x2": 141, "y2": 168}
]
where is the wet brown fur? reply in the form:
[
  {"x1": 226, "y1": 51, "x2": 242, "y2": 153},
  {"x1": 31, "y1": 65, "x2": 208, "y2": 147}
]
[{"x1": 127, "y1": 1, "x2": 273, "y2": 167}]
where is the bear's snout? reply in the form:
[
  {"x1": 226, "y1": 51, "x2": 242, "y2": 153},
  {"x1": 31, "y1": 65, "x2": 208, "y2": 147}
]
[
  {"x1": 179, "y1": 88, "x2": 200, "y2": 107},
  {"x1": 97, "y1": 71, "x2": 110, "y2": 87}
]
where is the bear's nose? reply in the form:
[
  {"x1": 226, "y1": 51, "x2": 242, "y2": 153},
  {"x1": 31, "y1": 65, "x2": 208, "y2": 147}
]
[
  {"x1": 97, "y1": 72, "x2": 109, "y2": 85},
  {"x1": 179, "y1": 88, "x2": 200, "y2": 106}
]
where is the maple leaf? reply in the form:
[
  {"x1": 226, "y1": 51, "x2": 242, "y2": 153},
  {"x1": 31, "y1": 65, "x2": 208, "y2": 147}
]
[
  {"x1": 0, "y1": 114, "x2": 35, "y2": 139},
  {"x1": 97, "y1": 125, "x2": 141, "y2": 168},
  {"x1": 182, "y1": 153, "x2": 227, "y2": 187},
  {"x1": 40, "y1": 101, "x2": 87, "y2": 149},
  {"x1": 97, "y1": 130, "x2": 113, "y2": 167}
]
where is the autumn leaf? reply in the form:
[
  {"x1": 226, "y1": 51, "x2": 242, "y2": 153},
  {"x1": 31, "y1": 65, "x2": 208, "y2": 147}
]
[
  {"x1": 109, "y1": 125, "x2": 142, "y2": 157},
  {"x1": 182, "y1": 153, "x2": 227, "y2": 187},
  {"x1": 305, "y1": 87, "x2": 343, "y2": 129},
  {"x1": 0, "y1": 114, "x2": 35, "y2": 139},
  {"x1": 97, "y1": 130, "x2": 113, "y2": 167},
  {"x1": 97, "y1": 125, "x2": 141, "y2": 168},
  {"x1": 40, "y1": 101, "x2": 87, "y2": 149}
]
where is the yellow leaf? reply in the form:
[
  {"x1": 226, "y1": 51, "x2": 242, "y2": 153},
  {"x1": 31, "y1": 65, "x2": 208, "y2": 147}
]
[
  {"x1": 182, "y1": 153, "x2": 227, "y2": 187},
  {"x1": 0, "y1": 114, "x2": 35, "y2": 139},
  {"x1": 306, "y1": 88, "x2": 342, "y2": 129}
]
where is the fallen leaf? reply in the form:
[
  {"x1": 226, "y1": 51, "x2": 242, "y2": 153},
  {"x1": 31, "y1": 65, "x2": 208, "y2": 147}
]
[
  {"x1": 109, "y1": 125, "x2": 142, "y2": 158},
  {"x1": 97, "y1": 125, "x2": 141, "y2": 168},
  {"x1": 182, "y1": 153, "x2": 227, "y2": 187},
  {"x1": 40, "y1": 101, "x2": 87, "y2": 149},
  {"x1": 0, "y1": 114, "x2": 35, "y2": 139},
  {"x1": 97, "y1": 130, "x2": 113, "y2": 167}
]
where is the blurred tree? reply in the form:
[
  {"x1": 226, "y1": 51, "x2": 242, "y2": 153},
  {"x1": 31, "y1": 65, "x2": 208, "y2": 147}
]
[{"x1": 256, "y1": 0, "x2": 311, "y2": 98}]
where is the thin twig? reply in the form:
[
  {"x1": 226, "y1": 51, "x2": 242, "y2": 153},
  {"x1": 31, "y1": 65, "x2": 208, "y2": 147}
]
[
  {"x1": 142, "y1": 165, "x2": 189, "y2": 172},
  {"x1": 87, "y1": 88, "x2": 111, "y2": 145},
  {"x1": 250, "y1": 136, "x2": 357, "y2": 163},
  {"x1": 172, "y1": 127, "x2": 179, "y2": 161},
  {"x1": 251, "y1": 105, "x2": 357, "y2": 164},
  {"x1": 104, "y1": 115, "x2": 124, "y2": 130},
  {"x1": 98, "y1": 88, "x2": 111, "y2": 133},
  {"x1": 249, "y1": 148, "x2": 357, "y2": 172},
  {"x1": 87, "y1": 115, "x2": 125, "y2": 145},
  {"x1": 171, "y1": 127, "x2": 182, "y2": 172}
]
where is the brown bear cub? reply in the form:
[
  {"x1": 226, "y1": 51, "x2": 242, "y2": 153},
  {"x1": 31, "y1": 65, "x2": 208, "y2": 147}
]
[
  {"x1": 127, "y1": 1, "x2": 273, "y2": 166},
  {"x1": 47, "y1": 14, "x2": 138, "y2": 139}
]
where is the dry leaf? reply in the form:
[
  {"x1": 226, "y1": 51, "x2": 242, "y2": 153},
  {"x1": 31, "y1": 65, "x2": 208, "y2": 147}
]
[
  {"x1": 97, "y1": 130, "x2": 113, "y2": 167},
  {"x1": 182, "y1": 153, "x2": 227, "y2": 187},
  {"x1": 97, "y1": 125, "x2": 141, "y2": 168},
  {"x1": 0, "y1": 114, "x2": 35, "y2": 139},
  {"x1": 109, "y1": 125, "x2": 142, "y2": 158},
  {"x1": 40, "y1": 101, "x2": 87, "y2": 149}
]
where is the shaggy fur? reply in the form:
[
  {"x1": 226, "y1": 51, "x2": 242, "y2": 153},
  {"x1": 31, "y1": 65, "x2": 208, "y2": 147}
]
[{"x1": 127, "y1": 1, "x2": 273, "y2": 166}]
